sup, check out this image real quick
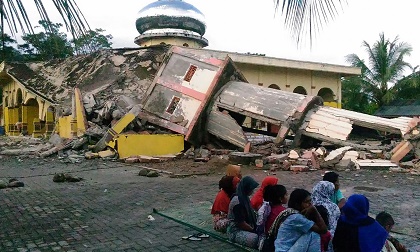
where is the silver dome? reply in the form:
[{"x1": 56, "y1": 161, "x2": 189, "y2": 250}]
[
  {"x1": 138, "y1": 0, "x2": 206, "y2": 24},
  {"x1": 136, "y1": 0, "x2": 206, "y2": 36}
]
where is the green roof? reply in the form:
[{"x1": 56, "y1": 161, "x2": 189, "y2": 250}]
[{"x1": 374, "y1": 100, "x2": 420, "y2": 117}]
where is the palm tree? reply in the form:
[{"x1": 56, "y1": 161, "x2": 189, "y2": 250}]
[
  {"x1": 1, "y1": 0, "x2": 89, "y2": 57},
  {"x1": 344, "y1": 33, "x2": 412, "y2": 109},
  {"x1": 275, "y1": 0, "x2": 346, "y2": 44}
]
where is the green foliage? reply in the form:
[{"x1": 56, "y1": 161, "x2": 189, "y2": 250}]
[
  {"x1": 0, "y1": 33, "x2": 23, "y2": 62},
  {"x1": 19, "y1": 20, "x2": 73, "y2": 60},
  {"x1": 73, "y1": 29, "x2": 113, "y2": 55},
  {"x1": 343, "y1": 33, "x2": 413, "y2": 113},
  {"x1": 393, "y1": 72, "x2": 420, "y2": 100}
]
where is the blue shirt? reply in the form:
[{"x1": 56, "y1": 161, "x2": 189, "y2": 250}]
[
  {"x1": 275, "y1": 214, "x2": 315, "y2": 252},
  {"x1": 331, "y1": 189, "x2": 345, "y2": 205}
]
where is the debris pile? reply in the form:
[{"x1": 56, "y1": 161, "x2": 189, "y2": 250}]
[{"x1": 0, "y1": 45, "x2": 419, "y2": 175}]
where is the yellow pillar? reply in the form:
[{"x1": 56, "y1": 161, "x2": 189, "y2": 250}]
[
  {"x1": 4, "y1": 107, "x2": 9, "y2": 134},
  {"x1": 45, "y1": 109, "x2": 54, "y2": 135},
  {"x1": 21, "y1": 105, "x2": 28, "y2": 134}
]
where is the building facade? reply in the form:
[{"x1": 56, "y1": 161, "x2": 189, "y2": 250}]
[
  {"x1": 0, "y1": 63, "x2": 55, "y2": 137},
  {"x1": 134, "y1": 0, "x2": 361, "y2": 109}
]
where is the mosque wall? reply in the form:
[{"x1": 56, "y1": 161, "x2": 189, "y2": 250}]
[
  {"x1": 235, "y1": 62, "x2": 341, "y2": 108},
  {"x1": 137, "y1": 37, "x2": 205, "y2": 49},
  {"x1": 1, "y1": 77, "x2": 55, "y2": 137}
]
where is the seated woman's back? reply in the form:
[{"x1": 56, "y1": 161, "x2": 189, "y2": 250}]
[
  {"x1": 332, "y1": 194, "x2": 388, "y2": 252},
  {"x1": 274, "y1": 189, "x2": 327, "y2": 252}
]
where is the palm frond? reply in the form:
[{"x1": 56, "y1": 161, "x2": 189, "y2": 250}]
[
  {"x1": 1, "y1": 0, "x2": 89, "y2": 38},
  {"x1": 274, "y1": 0, "x2": 346, "y2": 45}
]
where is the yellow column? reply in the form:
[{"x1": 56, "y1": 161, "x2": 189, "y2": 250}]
[
  {"x1": 45, "y1": 109, "x2": 54, "y2": 135},
  {"x1": 4, "y1": 107, "x2": 9, "y2": 134},
  {"x1": 21, "y1": 105, "x2": 28, "y2": 134}
]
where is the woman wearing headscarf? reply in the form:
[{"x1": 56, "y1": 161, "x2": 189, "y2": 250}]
[
  {"x1": 332, "y1": 194, "x2": 388, "y2": 252},
  {"x1": 312, "y1": 181, "x2": 340, "y2": 236},
  {"x1": 274, "y1": 188, "x2": 327, "y2": 252},
  {"x1": 226, "y1": 164, "x2": 242, "y2": 179},
  {"x1": 227, "y1": 176, "x2": 260, "y2": 249},
  {"x1": 251, "y1": 176, "x2": 279, "y2": 211},
  {"x1": 211, "y1": 176, "x2": 241, "y2": 233}
]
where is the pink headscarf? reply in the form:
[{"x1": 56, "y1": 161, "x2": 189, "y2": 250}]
[{"x1": 250, "y1": 176, "x2": 279, "y2": 210}]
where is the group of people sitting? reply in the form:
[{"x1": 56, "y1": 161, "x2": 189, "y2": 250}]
[{"x1": 211, "y1": 165, "x2": 408, "y2": 252}]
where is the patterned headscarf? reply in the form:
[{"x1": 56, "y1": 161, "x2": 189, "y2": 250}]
[
  {"x1": 312, "y1": 181, "x2": 340, "y2": 235},
  {"x1": 236, "y1": 176, "x2": 259, "y2": 227}
]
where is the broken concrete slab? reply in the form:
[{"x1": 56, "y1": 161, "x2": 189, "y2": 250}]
[
  {"x1": 391, "y1": 140, "x2": 414, "y2": 163},
  {"x1": 322, "y1": 146, "x2": 353, "y2": 168},
  {"x1": 229, "y1": 152, "x2": 263, "y2": 165},
  {"x1": 85, "y1": 151, "x2": 99, "y2": 159},
  {"x1": 125, "y1": 157, "x2": 139, "y2": 163},
  {"x1": 49, "y1": 133, "x2": 63, "y2": 147},
  {"x1": 264, "y1": 153, "x2": 289, "y2": 164},
  {"x1": 138, "y1": 156, "x2": 160, "y2": 163},
  {"x1": 290, "y1": 165, "x2": 310, "y2": 172},
  {"x1": 288, "y1": 150, "x2": 300, "y2": 159},
  {"x1": 355, "y1": 159, "x2": 399, "y2": 170},
  {"x1": 98, "y1": 149, "x2": 116, "y2": 158},
  {"x1": 335, "y1": 159, "x2": 356, "y2": 171},
  {"x1": 342, "y1": 150, "x2": 359, "y2": 161}
]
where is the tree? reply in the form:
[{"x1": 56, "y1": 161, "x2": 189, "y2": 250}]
[
  {"x1": 341, "y1": 76, "x2": 375, "y2": 114},
  {"x1": 393, "y1": 71, "x2": 420, "y2": 100},
  {"x1": 1, "y1": 0, "x2": 89, "y2": 58},
  {"x1": 73, "y1": 29, "x2": 113, "y2": 55},
  {"x1": 19, "y1": 20, "x2": 73, "y2": 60},
  {"x1": 275, "y1": 0, "x2": 345, "y2": 44},
  {"x1": 0, "y1": 33, "x2": 22, "y2": 62},
  {"x1": 343, "y1": 33, "x2": 412, "y2": 113},
  {"x1": 0, "y1": 0, "x2": 89, "y2": 38}
]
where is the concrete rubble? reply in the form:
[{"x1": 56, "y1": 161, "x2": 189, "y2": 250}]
[{"x1": 0, "y1": 45, "x2": 419, "y2": 175}]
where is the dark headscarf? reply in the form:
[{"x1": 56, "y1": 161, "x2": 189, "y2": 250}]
[
  {"x1": 218, "y1": 175, "x2": 240, "y2": 197},
  {"x1": 333, "y1": 194, "x2": 388, "y2": 252},
  {"x1": 341, "y1": 194, "x2": 370, "y2": 225},
  {"x1": 236, "y1": 176, "x2": 259, "y2": 227}
]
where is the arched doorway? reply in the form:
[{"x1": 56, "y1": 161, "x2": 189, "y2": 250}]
[
  {"x1": 268, "y1": 84, "x2": 280, "y2": 90},
  {"x1": 25, "y1": 98, "x2": 39, "y2": 136},
  {"x1": 317, "y1": 88, "x2": 335, "y2": 102},
  {"x1": 293, "y1": 86, "x2": 307, "y2": 95}
]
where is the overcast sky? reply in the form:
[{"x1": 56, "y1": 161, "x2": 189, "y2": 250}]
[{"x1": 17, "y1": 0, "x2": 420, "y2": 74}]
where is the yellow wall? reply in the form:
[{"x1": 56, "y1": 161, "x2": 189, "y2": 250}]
[
  {"x1": 58, "y1": 117, "x2": 72, "y2": 139},
  {"x1": 26, "y1": 104, "x2": 38, "y2": 135},
  {"x1": 1, "y1": 76, "x2": 55, "y2": 137},
  {"x1": 235, "y1": 63, "x2": 342, "y2": 106},
  {"x1": 110, "y1": 134, "x2": 184, "y2": 159},
  {"x1": 56, "y1": 88, "x2": 88, "y2": 139}
]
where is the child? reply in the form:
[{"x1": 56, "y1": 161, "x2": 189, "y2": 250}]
[
  {"x1": 376, "y1": 211, "x2": 408, "y2": 252},
  {"x1": 323, "y1": 171, "x2": 346, "y2": 208}
]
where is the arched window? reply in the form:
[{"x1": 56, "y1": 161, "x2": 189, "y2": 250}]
[
  {"x1": 268, "y1": 84, "x2": 280, "y2": 90},
  {"x1": 183, "y1": 43, "x2": 189, "y2": 47},
  {"x1": 293, "y1": 86, "x2": 307, "y2": 95},
  {"x1": 317, "y1": 88, "x2": 335, "y2": 102},
  {"x1": 16, "y1": 89, "x2": 23, "y2": 104}
]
